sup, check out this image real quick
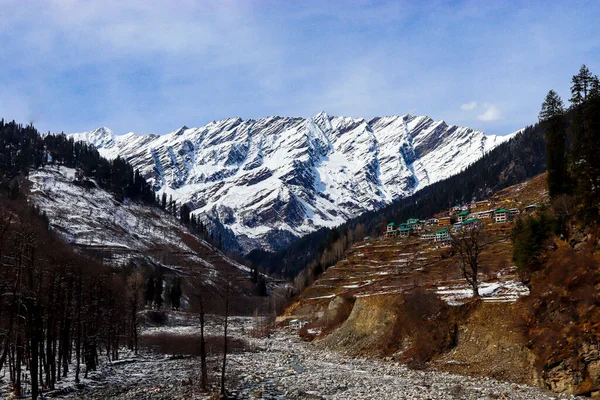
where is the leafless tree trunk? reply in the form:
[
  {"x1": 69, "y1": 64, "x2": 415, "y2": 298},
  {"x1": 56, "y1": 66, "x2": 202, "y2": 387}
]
[
  {"x1": 198, "y1": 291, "x2": 208, "y2": 390},
  {"x1": 450, "y1": 225, "x2": 485, "y2": 297},
  {"x1": 187, "y1": 270, "x2": 209, "y2": 390},
  {"x1": 220, "y1": 281, "x2": 230, "y2": 399},
  {"x1": 126, "y1": 270, "x2": 144, "y2": 355}
]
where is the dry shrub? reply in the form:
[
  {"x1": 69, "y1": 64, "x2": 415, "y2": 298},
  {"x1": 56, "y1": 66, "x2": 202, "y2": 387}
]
[
  {"x1": 248, "y1": 312, "x2": 274, "y2": 338},
  {"x1": 440, "y1": 248, "x2": 455, "y2": 259},
  {"x1": 297, "y1": 324, "x2": 316, "y2": 342},
  {"x1": 139, "y1": 310, "x2": 169, "y2": 326},
  {"x1": 398, "y1": 287, "x2": 458, "y2": 368},
  {"x1": 520, "y1": 243, "x2": 600, "y2": 391},
  {"x1": 139, "y1": 333, "x2": 250, "y2": 356}
]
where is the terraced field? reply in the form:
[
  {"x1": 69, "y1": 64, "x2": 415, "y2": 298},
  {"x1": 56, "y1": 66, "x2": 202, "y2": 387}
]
[{"x1": 293, "y1": 174, "x2": 548, "y2": 314}]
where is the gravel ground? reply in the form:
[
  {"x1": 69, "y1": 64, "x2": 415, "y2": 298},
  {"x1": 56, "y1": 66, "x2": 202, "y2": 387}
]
[
  {"x1": 228, "y1": 331, "x2": 576, "y2": 400},
  {"x1": 28, "y1": 317, "x2": 577, "y2": 399}
]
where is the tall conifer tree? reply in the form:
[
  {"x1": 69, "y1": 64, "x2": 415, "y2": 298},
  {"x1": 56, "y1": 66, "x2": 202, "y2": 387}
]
[{"x1": 539, "y1": 90, "x2": 568, "y2": 197}]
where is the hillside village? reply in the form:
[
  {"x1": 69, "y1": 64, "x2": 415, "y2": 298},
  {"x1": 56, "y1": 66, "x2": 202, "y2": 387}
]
[
  {"x1": 385, "y1": 200, "x2": 539, "y2": 243},
  {"x1": 285, "y1": 174, "x2": 547, "y2": 312}
]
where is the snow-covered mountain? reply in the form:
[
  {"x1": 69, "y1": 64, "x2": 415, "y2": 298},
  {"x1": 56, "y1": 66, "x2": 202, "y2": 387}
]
[
  {"x1": 28, "y1": 166, "x2": 262, "y2": 309},
  {"x1": 69, "y1": 113, "x2": 514, "y2": 252}
]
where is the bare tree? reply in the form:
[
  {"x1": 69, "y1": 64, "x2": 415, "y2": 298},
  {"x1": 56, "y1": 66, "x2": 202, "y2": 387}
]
[
  {"x1": 220, "y1": 281, "x2": 231, "y2": 399},
  {"x1": 450, "y1": 224, "x2": 485, "y2": 297},
  {"x1": 126, "y1": 270, "x2": 144, "y2": 355},
  {"x1": 187, "y1": 270, "x2": 208, "y2": 390}
]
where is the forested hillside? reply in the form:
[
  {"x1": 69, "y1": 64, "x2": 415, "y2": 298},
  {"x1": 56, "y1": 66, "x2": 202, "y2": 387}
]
[
  {"x1": 507, "y1": 65, "x2": 600, "y2": 396},
  {"x1": 0, "y1": 121, "x2": 164, "y2": 398},
  {"x1": 0, "y1": 119, "x2": 155, "y2": 203},
  {"x1": 0, "y1": 120, "x2": 262, "y2": 399}
]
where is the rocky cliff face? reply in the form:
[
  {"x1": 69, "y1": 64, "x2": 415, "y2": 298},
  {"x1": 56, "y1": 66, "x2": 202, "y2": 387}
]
[{"x1": 70, "y1": 113, "x2": 513, "y2": 252}]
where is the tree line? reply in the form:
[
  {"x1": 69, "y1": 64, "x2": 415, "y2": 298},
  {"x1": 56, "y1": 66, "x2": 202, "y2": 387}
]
[
  {"x1": 0, "y1": 119, "x2": 155, "y2": 204},
  {"x1": 0, "y1": 193, "x2": 139, "y2": 399},
  {"x1": 513, "y1": 64, "x2": 600, "y2": 280},
  {"x1": 539, "y1": 64, "x2": 600, "y2": 223}
]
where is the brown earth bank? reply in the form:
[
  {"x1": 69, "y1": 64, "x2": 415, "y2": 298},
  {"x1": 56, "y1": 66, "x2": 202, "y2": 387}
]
[
  {"x1": 285, "y1": 290, "x2": 599, "y2": 397},
  {"x1": 289, "y1": 294, "x2": 535, "y2": 380}
]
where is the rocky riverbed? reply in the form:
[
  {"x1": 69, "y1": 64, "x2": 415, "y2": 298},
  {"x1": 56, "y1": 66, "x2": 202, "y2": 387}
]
[
  {"x1": 34, "y1": 316, "x2": 576, "y2": 399},
  {"x1": 228, "y1": 331, "x2": 574, "y2": 400}
]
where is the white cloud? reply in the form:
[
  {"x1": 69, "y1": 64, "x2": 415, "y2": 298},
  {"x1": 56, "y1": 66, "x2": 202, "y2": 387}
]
[
  {"x1": 477, "y1": 103, "x2": 501, "y2": 121},
  {"x1": 460, "y1": 101, "x2": 477, "y2": 111}
]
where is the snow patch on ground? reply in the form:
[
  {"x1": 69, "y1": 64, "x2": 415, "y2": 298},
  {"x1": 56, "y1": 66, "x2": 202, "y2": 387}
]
[{"x1": 436, "y1": 280, "x2": 529, "y2": 306}]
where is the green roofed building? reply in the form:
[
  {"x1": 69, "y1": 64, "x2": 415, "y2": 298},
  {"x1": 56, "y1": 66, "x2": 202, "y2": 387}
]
[
  {"x1": 457, "y1": 210, "x2": 470, "y2": 222},
  {"x1": 386, "y1": 222, "x2": 398, "y2": 237},
  {"x1": 398, "y1": 227, "x2": 412, "y2": 237},
  {"x1": 495, "y1": 209, "x2": 509, "y2": 223},
  {"x1": 435, "y1": 227, "x2": 450, "y2": 242}
]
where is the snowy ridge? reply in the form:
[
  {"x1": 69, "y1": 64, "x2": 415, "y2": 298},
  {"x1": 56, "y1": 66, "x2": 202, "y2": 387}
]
[
  {"x1": 28, "y1": 166, "x2": 254, "y2": 288},
  {"x1": 69, "y1": 113, "x2": 515, "y2": 252}
]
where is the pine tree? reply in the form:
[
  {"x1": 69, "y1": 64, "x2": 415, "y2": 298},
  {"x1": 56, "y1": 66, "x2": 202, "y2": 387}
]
[
  {"x1": 168, "y1": 278, "x2": 182, "y2": 310},
  {"x1": 591, "y1": 75, "x2": 600, "y2": 98},
  {"x1": 570, "y1": 64, "x2": 594, "y2": 106},
  {"x1": 180, "y1": 203, "x2": 191, "y2": 225},
  {"x1": 569, "y1": 65, "x2": 600, "y2": 222},
  {"x1": 153, "y1": 274, "x2": 164, "y2": 310},
  {"x1": 144, "y1": 275, "x2": 155, "y2": 307},
  {"x1": 539, "y1": 90, "x2": 568, "y2": 197}
]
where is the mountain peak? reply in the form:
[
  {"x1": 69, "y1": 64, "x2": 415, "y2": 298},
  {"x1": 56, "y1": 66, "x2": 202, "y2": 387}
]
[
  {"x1": 314, "y1": 111, "x2": 331, "y2": 119},
  {"x1": 173, "y1": 125, "x2": 189, "y2": 136},
  {"x1": 67, "y1": 113, "x2": 512, "y2": 253},
  {"x1": 92, "y1": 126, "x2": 114, "y2": 136}
]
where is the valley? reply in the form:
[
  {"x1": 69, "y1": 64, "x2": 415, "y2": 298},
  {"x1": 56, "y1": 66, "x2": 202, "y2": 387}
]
[
  {"x1": 2, "y1": 3, "x2": 600, "y2": 400},
  {"x1": 36, "y1": 312, "x2": 573, "y2": 400}
]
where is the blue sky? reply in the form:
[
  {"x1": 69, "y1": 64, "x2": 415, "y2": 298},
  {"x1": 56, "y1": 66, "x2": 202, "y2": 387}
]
[{"x1": 1, "y1": 1, "x2": 599, "y2": 136}]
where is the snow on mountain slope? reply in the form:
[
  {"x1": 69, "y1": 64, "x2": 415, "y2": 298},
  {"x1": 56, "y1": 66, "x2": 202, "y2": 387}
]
[
  {"x1": 69, "y1": 113, "x2": 514, "y2": 253},
  {"x1": 27, "y1": 166, "x2": 258, "y2": 304}
]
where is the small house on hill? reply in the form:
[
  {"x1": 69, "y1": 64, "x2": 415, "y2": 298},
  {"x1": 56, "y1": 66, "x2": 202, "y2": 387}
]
[
  {"x1": 405, "y1": 218, "x2": 424, "y2": 231},
  {"x1": 495, "y1": 209, "x2": 509, "y2": 223},
  {"x1": 398, "y1": 227, "x2": 411, "y2": 238},
  {"x1": 462, "y1": 218, "x2": 483, "y2": 229},
  {"x1": 509, "y1": 208, "x2": 521, "y2": 216},
  {"x1": 438, "y1": 217, "x2": 452, "y2": 226},
  {"x1": 476, "y1": 200, "x2": 492, "y2": 208},
  {"x1": 386, "y1": 222, "x2": 398, "y2": 237},
  {"x1": 478, "y1": 210, "x2": 494, "y2": 219},
  {"x1": 524, "y1": 204, "x2": 537, "y2": 213},
  {"x1": 453, "y1": 218, "x2": 482, "y2": 232},
  {"x1": 289, "y1": 319, "x2": 308, "y2": 330},
  {"x1": 435, "y1": 228, "x2": 450, "y2": 242},
  {"x1": 420, "y1": 233, "x2": 436, "y2": 241},
  {"x1": 457, "y1": 210, "x2": 470, "y2": 222}
]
